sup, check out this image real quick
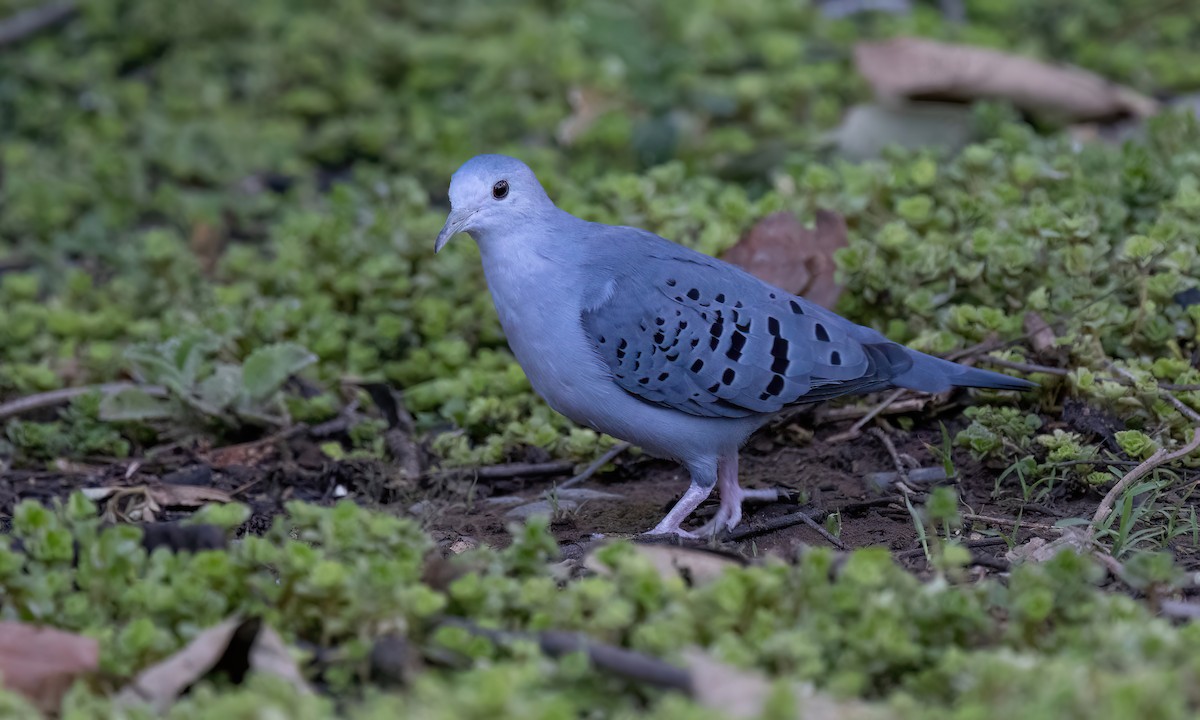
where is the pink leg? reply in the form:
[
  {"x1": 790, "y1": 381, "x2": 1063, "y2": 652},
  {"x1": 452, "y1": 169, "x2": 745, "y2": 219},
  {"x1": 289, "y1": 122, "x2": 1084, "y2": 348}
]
[
  {"x1": 695, "y1": 451, "x2": 779, "y2": 536},
  {"x1": 644, "y1": 482, "x2": 715, "y2": 538}
]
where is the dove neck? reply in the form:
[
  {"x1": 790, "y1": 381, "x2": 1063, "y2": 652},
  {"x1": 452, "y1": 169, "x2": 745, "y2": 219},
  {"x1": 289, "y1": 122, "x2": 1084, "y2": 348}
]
[{"x1": 475, "y1": 207, "x2": 590, "y2": 268}]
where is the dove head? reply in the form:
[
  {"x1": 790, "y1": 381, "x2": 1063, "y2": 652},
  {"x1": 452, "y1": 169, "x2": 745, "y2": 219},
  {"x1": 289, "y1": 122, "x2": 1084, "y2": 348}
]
[{"x1": 434, "y1": 154, "x2": 554, "y2": 252}]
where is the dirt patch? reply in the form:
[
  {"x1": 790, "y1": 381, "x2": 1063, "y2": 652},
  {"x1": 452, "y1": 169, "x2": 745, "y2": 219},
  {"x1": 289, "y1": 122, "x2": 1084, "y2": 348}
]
[{"x1": 3, "y1": 407, "x2": 1195, "y2": 576}]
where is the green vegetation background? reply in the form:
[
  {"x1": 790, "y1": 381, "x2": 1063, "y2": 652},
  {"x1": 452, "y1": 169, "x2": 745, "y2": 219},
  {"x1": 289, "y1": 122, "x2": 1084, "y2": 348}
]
[{"x1": 4, "y1": 0, "x2": 1200, "y2": 717}]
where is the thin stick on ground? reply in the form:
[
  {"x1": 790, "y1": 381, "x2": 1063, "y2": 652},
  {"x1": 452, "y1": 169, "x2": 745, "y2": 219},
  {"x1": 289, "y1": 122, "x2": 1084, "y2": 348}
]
[
  {"x1": 1106, "y1": 362, "x2": 1200, "y2": 425},
  {"x1": 976, "y1": 357, "x2": 1070, "y2": 377},
  {"x1": 722, "y1": 508, "x2": 844, "y2": 548},
  {"x1": 557, "y1": 442, "x2": 632, "y2": 491},
  {"x1": 977, "y1": 356, "x2": 1200, "y2": 422},
  {"x1": 0, "y1": 0, "x2": 76, "y2": 48},
  {"x1": 793, "y1": 510, "x2": 848, "y2": 550},
  {"x1": 961, "y1": 512, "x2": 1062, "y2": 534},
  {"x1": 826, "y1": 388, "x2": 908, "y2": 442},
  {"x1": 896, "y1": 536, "x2": 1008, "y2": 560},
  {"x1": 814, "y1": 396, "x2": 931, "y2": 424},
  {"x1": 1159, "y1": 600, "x2": 1200, "y2": 620},
  {"x1": 0, "y1": 383, "x2": 167, "y2": 421},
  {"x1": 1092, "y1": 426, "x2": 1200, "y2": 527},
  {"x1": 867, "y1": 426, "x2": 912, "y2": 487},
  {"x1": 430, "y1": 460, "x2": 577, "y2": 481},
  {"x1": 439, "y1": 616, "x2": 692, "y2": 692}
]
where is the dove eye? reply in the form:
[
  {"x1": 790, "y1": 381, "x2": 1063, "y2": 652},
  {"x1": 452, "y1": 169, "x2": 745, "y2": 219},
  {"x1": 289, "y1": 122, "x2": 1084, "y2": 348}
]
[{"x1": 492, "y1": 180, "x2": 509, "y2": 200}]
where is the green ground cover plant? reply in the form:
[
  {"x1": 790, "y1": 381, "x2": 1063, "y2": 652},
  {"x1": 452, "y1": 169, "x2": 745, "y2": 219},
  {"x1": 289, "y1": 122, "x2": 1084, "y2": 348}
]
[
  {"x1": 0, "y1": 497, "x2": 1197, "y2": 718},
  {"x1": 4, "y1": 0, "x2": 1200, "y2": 715}
]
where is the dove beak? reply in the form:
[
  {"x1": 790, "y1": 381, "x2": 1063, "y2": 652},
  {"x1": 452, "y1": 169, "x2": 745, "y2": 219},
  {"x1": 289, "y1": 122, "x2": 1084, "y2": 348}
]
[{"x1": 434, "y1": 208, "x2": 476, "y2": 253}]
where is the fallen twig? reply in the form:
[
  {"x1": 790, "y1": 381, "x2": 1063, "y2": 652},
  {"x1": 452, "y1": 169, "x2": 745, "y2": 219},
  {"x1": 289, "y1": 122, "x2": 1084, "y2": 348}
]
[
  {"x1": 722, "y1": 507, "x2": 829, "y2": 542},
  {"x1": 1159, "y1": 600, "x2": 1200, "y2": 620},
  {"x1": 813, "y1": 396, "x2": 931, "y2": 424},
  {"x1": 0, "y1": 383, "x2": 167, "y2": 421},
  {"x1": 1160, "y1": 382, "x2": 1200, "y2": 392},
  {"x1": 944, "y1": 337, "x2": 1005, "y2": 362},
  {"x1": 961, "y1": 512, "x2": 1062, "y2": 534},
  {"x1": 308, "y1": 399, "x2": 362, "y2": 437},
  {"x1": 430, "y1": 460, "x2": 576, "y2": 482},
  {"x1": 866, "y1": 466, "x2": 949, "y2": 492},
  {"x1": 826, "y1": 388, "x2": 908, "y2": 442},
  {"x1": 439, "y1": 617, "x2": 692, "y2": 692},
  {"x1": 793, "y1": 511, "x2": 848, "y2": 550},
  {"x1": 1091, "y1": 427, "x2": 1200, "y2": 527},
  {"x1": 977, "y1": 357, "x2": 1070, "y2": 377},
  {"x1": 557, "y1": 442, "x2": 632, "y2": 491},
  {"x1": 1107, "y1": 362, "x2": 1200, "y2": 424},
  {"x1": 0, "y1": 0, "x2": 76, "y2": 48},
  {"x1": 977, "y1": 356, "x2": 1200, "y2": 424},
  {"x1": 866, "y1": 426, "x2": 913, "y2": 488},
  {"x1": 896, "y1": 536, "x2": 1007, "y2": 560},
  {"x1": 1090, "y1": 551, "x2": 1133, "y2": 586}
]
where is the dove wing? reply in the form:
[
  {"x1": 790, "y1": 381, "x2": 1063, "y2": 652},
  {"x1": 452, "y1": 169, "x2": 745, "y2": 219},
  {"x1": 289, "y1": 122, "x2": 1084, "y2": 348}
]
[{"x1": 579, "y1": 249, "x2": 913, "y2": 419}]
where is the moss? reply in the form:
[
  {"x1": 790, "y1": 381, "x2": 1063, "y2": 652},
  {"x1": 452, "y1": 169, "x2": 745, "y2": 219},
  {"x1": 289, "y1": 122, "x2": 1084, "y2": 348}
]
[{"x1": 1, "y1": 496, "x2": 1199, "y2": 716}]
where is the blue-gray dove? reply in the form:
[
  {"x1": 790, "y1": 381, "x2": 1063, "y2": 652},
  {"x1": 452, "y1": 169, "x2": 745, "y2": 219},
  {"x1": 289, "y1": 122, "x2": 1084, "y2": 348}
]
[{"x1": 434, "y1": 154, "x2": 1035, "y2": 538}]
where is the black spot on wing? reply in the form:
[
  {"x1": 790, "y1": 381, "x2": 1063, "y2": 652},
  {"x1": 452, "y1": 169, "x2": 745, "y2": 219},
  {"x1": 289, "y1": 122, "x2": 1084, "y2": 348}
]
[
  {"x1": 770, "y1": 336, "x2": 789, "y2": 374},
  {"x1": 726, "y1": 331, "x2": 746, "y2": 360},
  {"x1": 815, "y1": 323, "x2": 830, "y2": 342}
]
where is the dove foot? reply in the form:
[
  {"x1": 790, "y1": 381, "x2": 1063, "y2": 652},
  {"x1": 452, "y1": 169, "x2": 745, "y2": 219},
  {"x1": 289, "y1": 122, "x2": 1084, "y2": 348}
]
[
  {"x1": 644, "y1": 482, "x2": 714, "y2": 538},
  {"x1": 694, "y1": 454, "x2": 780, "y2": 536}
]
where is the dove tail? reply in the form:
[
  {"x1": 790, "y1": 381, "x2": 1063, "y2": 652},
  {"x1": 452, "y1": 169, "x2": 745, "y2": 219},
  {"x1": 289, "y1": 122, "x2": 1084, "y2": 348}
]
[{"x1": 889, "y1": 349, "x2": 1037, "y2": 393}]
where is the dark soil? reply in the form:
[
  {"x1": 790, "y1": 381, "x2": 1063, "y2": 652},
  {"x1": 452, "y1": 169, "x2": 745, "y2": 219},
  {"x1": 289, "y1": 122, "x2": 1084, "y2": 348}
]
[{"x1": 4, "y1": 394, "x2": 1153, "y2": 577}]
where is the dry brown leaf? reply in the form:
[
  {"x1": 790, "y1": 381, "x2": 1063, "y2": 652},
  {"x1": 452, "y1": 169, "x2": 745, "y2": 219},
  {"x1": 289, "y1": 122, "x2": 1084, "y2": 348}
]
[
  {"x1": 829, "y1": 101, "x2": 976, "y2": 160},
  {"x1": 116, "y1": 616, "x2": 310, "y2": 715},
  {"x1": 189, "y1": 221, "x2": 226, "y2": 276},
  {"x1": 684, "y1": 649, "x2": 892, "y2": 720},
  {"x1": 247, "y1": 623, "x2": 310, "y2": 690},
  {"x1": 556, "y1": 86, "x2": 619, "y2": 146},
  {"x1": 1005, "y1": 527, "x2": 1092, "y2": 565},
  {"x1": 1023, "y1": 311, "x2": 1058, "y2": 358},
  {"x1": 854, "y1": 37, "x2": 1159, "y2": 123},
  {"x1": 721, "y1": 210, "x2": 848, "y2": 309},
  {"x1": 0, "y1": 622, "x2": 99, "y2": 715},
  {"x1": 585, "y1": 542, "x2": 745, "y2": 587},
  {"x1": 203, "y1": 440, "x2": 279, "y2": 469},
  {"x1": 147, "y1": 483, "x2": 233, "y2": 508}
]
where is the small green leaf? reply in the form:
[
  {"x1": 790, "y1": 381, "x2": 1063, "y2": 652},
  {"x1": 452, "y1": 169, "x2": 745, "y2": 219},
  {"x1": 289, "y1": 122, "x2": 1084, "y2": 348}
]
[
  {"x1": 124, "y1": 346, "x2": 186, "y2": 393},
  {"x1": 241, "y1": 343, "x2": 318, "y2": 402},
  {"x1": 320, "y1": 441, "x2": 347, "y2": 460},
  {"x1": 197, "y1": 363, "x2": 243, "y2": 410},
  {"x1": 172, "y1": 331, "x2": 221, "y2": 387},
  {"x1": 1115, "y1": 430, "x2": 1159, "y2": 460},
  {"x1": 99, "y1": 387, "x2": 174, "y2": 422}
]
